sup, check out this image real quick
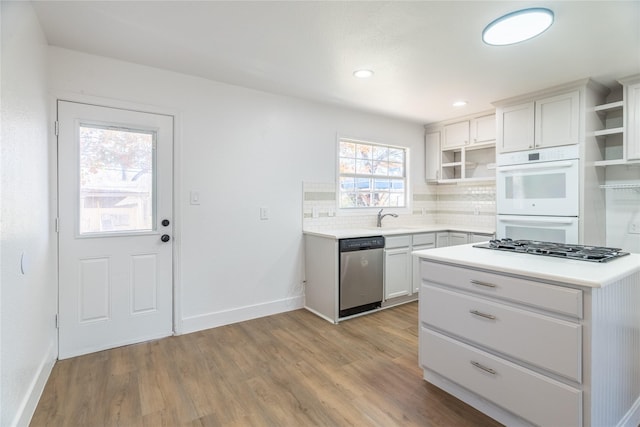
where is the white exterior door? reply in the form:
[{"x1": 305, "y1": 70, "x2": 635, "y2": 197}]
[{"x1": 57, "y1": 100, "x2": 173, "y2": 359}]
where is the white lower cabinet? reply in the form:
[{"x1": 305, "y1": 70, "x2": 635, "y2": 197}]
[
  {"x1": 419, "y1": 260, "x2": 585, "y2": 426},
  {"x1": 468, "y1": 232, "x2": 494, "y2": 243},
  {"x1": 385, "y1": 233, "x2": 436, "y2": 300},
  {"x1": 421, "y1": 328, "x2": 581, "y2": 427},
  {"x1": 436, "y1": 232, "x2": 450, "y2": 247},
  {"x1": 448, "y1": 231, "x2": 468, "y2": 246},
  {"x1": 437, "y1": 231, "x2": 490, "y2": 247},
  {"x1": 421, "y1": 284, "x2": 581, "y2": 381},
  {"x1": 384, "y1": 247, "x2": 412, "y2": 299},
  {"x1": 412, "y1": 234, "x2": 435, "y2": 293}
]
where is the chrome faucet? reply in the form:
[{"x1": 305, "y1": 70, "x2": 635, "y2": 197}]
[{"x1": 377, "y1": 209, "x2": 398, "y2": 227}]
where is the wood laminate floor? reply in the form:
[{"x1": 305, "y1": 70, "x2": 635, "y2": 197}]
[{"x1": 32, "y1": 302, "x2": 503, "y2": 426}]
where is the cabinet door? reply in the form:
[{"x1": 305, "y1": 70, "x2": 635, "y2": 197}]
[
  {"x1": 626, "y1": 82, "x2": 640, "y2": 160},
  {"x1": 535, "y1": 90, "x2": 580, "y2": 148},
  {"x1": 442, "y1": 121, "x2": 470, "y2": 149},
  {"x1": 425, "y1": 130, "x2": 441, "y2": 181},
  {"x1": 470, "y1": 114, "x2": 496, "y2": 144},
  {"x1": 497, "y1": 102, "x2": 534, "y2": 153},
  {"x1": 436, "y1": 232, "x2": 450, "y2": 247},
  {"x1": 468, "y1": 233, "x2": 494, "y2": 243},
  {"x1": 412, "y1": 243, "x2": 434, "y2": 293},
  {"x1": 384, "y1": 247, "x2": 412, "y2": 299},
  {"x1": 449, "y1": 232, "x2": 468, "y2": 246}
]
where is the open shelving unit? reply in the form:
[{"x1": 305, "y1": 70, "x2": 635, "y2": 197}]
[
  {"x1": 439, "y1": 142, "x2": 496, "y2": 182},
  {"x1": 593, "y1": 100, "x2": 625, "y2": 166}
]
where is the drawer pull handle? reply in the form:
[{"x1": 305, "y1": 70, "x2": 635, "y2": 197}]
[
  {"x1": 470, "y1": 310, "x2": 496, "y2": 320},
  {"x1": 471, "y1": 360, "x2": 497, "y2": 375},
  {"x1": 470, "y1": 280, "x2": 496, "y2": 288}
]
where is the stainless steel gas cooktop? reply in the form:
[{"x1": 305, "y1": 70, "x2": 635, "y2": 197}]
[{"x1": 473, "y1": 238, "x2": 630, "y2": 263}]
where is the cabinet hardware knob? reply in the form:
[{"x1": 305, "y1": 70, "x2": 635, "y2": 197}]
[
  {"x1": 161, "y1": 234, "x2": 171, "y2": 242},
  {"x1": 470, "y1": 310, "x2": 496, "y2": 320},
  {"x1": 471, "y1": 360, "x2": 497, "y2": 375}
]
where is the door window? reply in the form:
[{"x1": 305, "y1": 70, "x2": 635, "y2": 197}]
[{"x1": 78, "y1": 124, "x2": 156, "y2": 234}]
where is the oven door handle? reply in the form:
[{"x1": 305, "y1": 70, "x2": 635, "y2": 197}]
[
  {"x1": 497, "y1": 160, "x2": 575, "y2": 173},
  {"x1": 498, "y1": 216, "x2": 576, "y2": 225}
]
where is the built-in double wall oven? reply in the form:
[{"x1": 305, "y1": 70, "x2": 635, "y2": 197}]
[{"x1": 496, "y1": 145, "x2": 580, "y2": 244}]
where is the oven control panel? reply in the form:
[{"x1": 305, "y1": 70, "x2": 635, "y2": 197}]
[{"x1": 497, "y1": 144, "x2": 579, "y2": 166}]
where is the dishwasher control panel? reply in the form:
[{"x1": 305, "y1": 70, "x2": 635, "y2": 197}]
[{"x1": 339, "y1": 236, "x2": 385, "y2": 252}]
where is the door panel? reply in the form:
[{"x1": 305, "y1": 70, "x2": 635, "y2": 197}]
[{"x1": 58, "y1": 100, "x2": 173, "y2": 359}]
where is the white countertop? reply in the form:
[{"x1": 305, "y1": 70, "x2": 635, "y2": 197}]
[
  {"x1": 414, "y1": 243, "x2": 640, "y2": 288},
  {"x1": 303, "y1": 224, "x2": 495, "y2": 239}
]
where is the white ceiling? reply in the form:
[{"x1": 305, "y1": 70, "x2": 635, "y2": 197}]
[{"x1": 32, "y1": 1, "x2": 640, "y2": 124}]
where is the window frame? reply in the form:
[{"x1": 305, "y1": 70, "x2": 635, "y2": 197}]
[{"x1": 336, "y1": 136, "x2": 411, "y2": 214}]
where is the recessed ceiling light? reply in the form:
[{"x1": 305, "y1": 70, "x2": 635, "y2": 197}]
[
  {"x1": 353, "y1": 69, "x2": 374, "y2": 79},
  {"x1": 482, "y1": 8, "x2": 554, "y2": 46},
  {"x1": 453, "y1": 101, "x2": 468, "y2": 107}
]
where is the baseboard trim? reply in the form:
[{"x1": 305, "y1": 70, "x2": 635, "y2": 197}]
[
  {"x1": 181, "y1": 295, "x2": 304, "y2": 334},
  {"x1": 14, "y1": 340, "x2": 57, "y2": 427}
]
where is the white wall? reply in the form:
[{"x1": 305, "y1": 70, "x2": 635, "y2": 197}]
[
  {"x1": 605, "y1": 165, "x2": 640, "y2": 252},
  {"x1": 47, "y1": 47, "x2": 425, "y2": 333},
  {"x1": 1, "y1": 2, "x2": 58, "y2": 426}
]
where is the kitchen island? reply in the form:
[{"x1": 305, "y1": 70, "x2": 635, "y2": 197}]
[{"x1": 414, "y1": 243, "x2": 640, "y2": 427}]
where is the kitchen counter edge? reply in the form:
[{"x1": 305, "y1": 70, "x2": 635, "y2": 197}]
[
  {"x1": 414, "y1": 243, "x2": 640, "y2": 288},
  {"x1": 303, "y1": 224, "x2": 495, "y2": 240}
]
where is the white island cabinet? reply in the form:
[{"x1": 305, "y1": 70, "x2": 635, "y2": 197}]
[{"x1": 415, "y1": 243, "x2": 640, "y2": 427}]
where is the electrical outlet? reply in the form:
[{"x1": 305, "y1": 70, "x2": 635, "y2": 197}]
[
  {"x1": 629, "y1": 222, "x2": 640, "y2": 234},
  {"x1": 260, "y1": 207, "x2": 270, "y2": 220}
]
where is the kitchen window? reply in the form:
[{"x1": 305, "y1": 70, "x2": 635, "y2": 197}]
[{"x1": 338, "y1": 138, "x2": 407, "y2": 209}]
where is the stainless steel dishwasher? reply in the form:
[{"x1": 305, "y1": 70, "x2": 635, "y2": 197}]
[{"x1": 339, "y1": 236, "x2": 384, "y2": 318}]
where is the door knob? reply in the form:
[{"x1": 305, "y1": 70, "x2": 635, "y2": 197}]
[
  {"x1": 161, "y1": 219, "x2": 170, "y2": 227},
  {"x1": 161, "y1": 234, "x2": 170, "y2": 242}
]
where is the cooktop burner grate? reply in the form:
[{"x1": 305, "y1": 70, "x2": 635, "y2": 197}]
[{"x1": 473, "y1": 239, "x2": 630, "y2": 262}]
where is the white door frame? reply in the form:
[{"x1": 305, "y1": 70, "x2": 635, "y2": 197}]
[{"x1": 52, "y1": 93, "x2": 184, "y2": 357}]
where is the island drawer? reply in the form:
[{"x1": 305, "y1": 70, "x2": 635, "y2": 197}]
[
  {"x1": 421, "y1": 284, "x2": 582, "y2": 382},
  {"x1": 421, "y1": 260, "x2": 583, "y2": 318},
  {"x1": 420, "y1": 327, "x2": 582, "y2": 427}
]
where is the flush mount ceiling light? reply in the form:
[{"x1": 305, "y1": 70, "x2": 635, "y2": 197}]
[
  {"x1": 482, "y1": 8, "x2": 554, "y2": 46},
  {"x1": 353, "y1": 69, "x2": 374, "y2": 79},
  {"x1": 453, "y1": 100, "x2": 468, "y2": 107}
]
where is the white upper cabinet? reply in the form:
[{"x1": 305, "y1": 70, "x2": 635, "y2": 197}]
[
  {"x1": 496, "y1": 90, "x2": 580, "y2": 153},
  {"x1": 425, "y1": 130, "x2": 440, "y2": 181},
  {"x1": 470, "y1": 113, "x2": 496, "y2": 144},
  {"x1": 426, "y1": 112, "x2": 496, "y2": 183},
  {"x1": 626, "y1": 79, "x2": 640, "y2": 160},
  {"x1": 535, "y1": 90, "x2": 580, "y2": 148},
  {"x1": 442, "y1": 120, "x2": 470, "y2": 149},
  {"x1": 497, "y1": 102, "x2": 535, "y2": 152}
]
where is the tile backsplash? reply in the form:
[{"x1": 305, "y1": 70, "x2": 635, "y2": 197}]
[{"x1": 302, "y1": 181, "x2": 495, "y2": 231}]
